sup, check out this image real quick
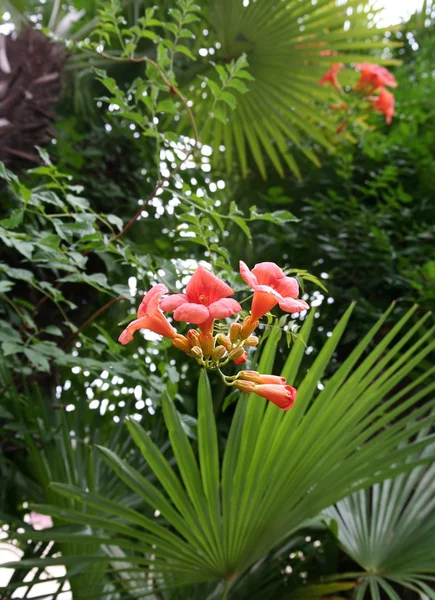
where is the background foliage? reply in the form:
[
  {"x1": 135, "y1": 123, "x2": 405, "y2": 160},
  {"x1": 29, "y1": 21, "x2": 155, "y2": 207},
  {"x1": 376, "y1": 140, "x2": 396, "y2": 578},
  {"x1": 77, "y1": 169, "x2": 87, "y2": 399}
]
[{"x1": 0, "y1": 0, "x2": 435, "y2": 598}]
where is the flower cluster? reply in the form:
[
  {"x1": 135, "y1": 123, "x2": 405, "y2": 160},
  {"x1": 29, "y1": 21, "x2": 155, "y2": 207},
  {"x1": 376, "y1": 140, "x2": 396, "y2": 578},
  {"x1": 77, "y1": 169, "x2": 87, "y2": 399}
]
[
  {"x1": 319, "y1": 60, "x2": 397, "y2": 127},
  {"x1": 119, "y1": 262, "x2": 309, "y2": 410}
]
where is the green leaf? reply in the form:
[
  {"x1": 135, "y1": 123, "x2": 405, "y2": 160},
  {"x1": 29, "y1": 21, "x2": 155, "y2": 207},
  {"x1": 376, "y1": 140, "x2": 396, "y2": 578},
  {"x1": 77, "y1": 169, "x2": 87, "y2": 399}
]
[
  {"x1": 249, "y1": 207, "x2": 299, "y2": 224},
  {"x1": 4, "y1": 267, "x2": 34, "y2": 283},
  {"x1": 205, "y1": 79, "x2": 221, "y2": 98},
  {"x1": 107, "y1": 214, "x2": 124, "y2": 231},
  {"x1": 0, "y1": 210, "x2": 24, "y2": 229},
  {"x1": 231, "y1": 216, "x2": 252, "y2": 239},
  {"x1": 0, "y1": 280, "x2": 14, "y2": 293},
  {"x1": 213, "y1": 105, "x2": 228, "y2": 124},
  {"x1": 23, "y1": 348, "x2": 50, "y2": 371},
  {"x1": 197, "y1": 370, "x2": 221, "y2": 545},
  {"x1": 11, "y1": 239, "x2": 34, "y2": 260},
  {"x1": 2, "y1": 341, "x2": 23, "y2": 356},
  {"x1": 175, "y1": 45, "x2": 196, "y2": 61},
  {"x1": 227, "y1": 79, "x2": 250, "y2": 94},
  {"x1": 219, "y1": 91, "x2": 237, "y2": 111},
  {"x1": 156, "y1": 99, "x2": 178, "y2": 114}
]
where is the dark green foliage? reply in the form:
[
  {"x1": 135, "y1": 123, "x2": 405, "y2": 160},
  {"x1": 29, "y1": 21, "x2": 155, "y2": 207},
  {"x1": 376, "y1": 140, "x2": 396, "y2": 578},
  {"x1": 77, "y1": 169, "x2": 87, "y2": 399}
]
[{"x1": 1, "y1": 2, "x2": 435, "y2": 600}]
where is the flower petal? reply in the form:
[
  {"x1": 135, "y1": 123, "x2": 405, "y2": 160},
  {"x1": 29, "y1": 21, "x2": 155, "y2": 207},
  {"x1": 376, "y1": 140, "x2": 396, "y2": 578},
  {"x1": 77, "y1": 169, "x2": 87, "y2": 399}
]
[
  {"x1": 186, "y1": 265, "x2": 234, "y2": 305},
  {"x1": 138, "y1": 284, "x2": 168, "y2": 318},
  {"x1": 274, "y1": 276, "x2": 299, "y2": 299},
  {"x1": 252, "y1": 284, "x2": 280, "y2": 295},
  {"x1": 118, "y1": 317, "x2": 149, "y2": 345},
  {"x1": 239, "y1": 261, "x2": 258, "y2": 288},
  {"x1": 234, "y1": 350, "x2": 247, "y2": 365},
  {"x1": 173, "y1": 302, "x2": 210, "y2": 324},
  {"x1": 278, "y1": 297, "x2": 309, "y2": 313},
  {"x1": 251, "y1": 291, "x2": 278, "y2": 320},
  {"x1": 251, "y1": 262, "x2": 285, "y2": 286},
  {"x1": 118, "y1": 313, "x2": 176, "y2": 344},
  {"x1": 160, "y1": 294, "x2": 188, "y2": 312},
  {"x1": 208, "y1": 298, "x2": 242, "y2": 319}
]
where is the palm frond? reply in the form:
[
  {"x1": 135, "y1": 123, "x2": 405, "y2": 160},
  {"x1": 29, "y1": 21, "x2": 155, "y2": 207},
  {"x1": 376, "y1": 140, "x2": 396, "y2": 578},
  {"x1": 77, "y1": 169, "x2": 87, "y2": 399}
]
[
  {"x1": 324, "y1": 422, "x2": 435, "y2": 599},
  {"x1": 193, "y1": 0, "x2": 400, "y2": 179},
  {"x1": 5, "y1": 304, "x2": 435, "y2": 598}
]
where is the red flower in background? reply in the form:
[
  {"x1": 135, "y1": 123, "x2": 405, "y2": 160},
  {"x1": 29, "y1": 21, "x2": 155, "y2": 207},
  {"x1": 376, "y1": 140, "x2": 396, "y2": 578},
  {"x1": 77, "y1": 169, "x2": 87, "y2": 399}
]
[
  {"x1": 354, "y1": 63, "x2": 397, "y2": 92},
  {"x1": 319, "y1": 63, "x2": 343, "y2": 90},
  {"x1": 319, "y1": 49, "x2": 338, "y2": 57},
  {"x1": 160, "y1": 265, "x2": 241, "y2": 333},
  {"x1": 118, "y1": 284, "x2": 176, "y2": 344},
  {"x1": 370, "y1": 87, "x2": 395, "y2": 124},
  {"x1": 240, "y1": 261, "x2": 309, "y2": 321}
]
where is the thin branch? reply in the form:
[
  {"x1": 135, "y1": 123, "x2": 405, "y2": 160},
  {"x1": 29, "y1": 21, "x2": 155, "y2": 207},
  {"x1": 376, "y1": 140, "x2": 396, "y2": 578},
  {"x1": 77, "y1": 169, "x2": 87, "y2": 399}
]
[
  {"x1": 61, "y1": 295, "x2": 125, "y2": 348},
  {"x1": 25, "y1": 52, "x2": 199, "y2": 320}
]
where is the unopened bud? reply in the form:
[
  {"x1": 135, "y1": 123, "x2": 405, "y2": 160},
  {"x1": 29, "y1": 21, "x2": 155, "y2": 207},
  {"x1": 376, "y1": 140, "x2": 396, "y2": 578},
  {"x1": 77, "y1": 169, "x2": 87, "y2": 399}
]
[
  {"x1": 228, "y1": 346, "x2": 245, "y2": 361},
  {"x1": 172, "y1": 335, "x2": 191, "y2": 353},
  {"x1": 245, "y1": 335, "x2": 259, "y2": 347},
  {"x1": 239, "y1": 370, "x2": 260, "y2": 383},
  {"x1": 241, "y1": 316, "x2": 259, "y2": 339},
  {"x1": 216, "y1": 334, "x2": 232, "y2": 350},
  {"x1": 230, "y1": 322, "x2": 242, "y2": 342},
  {"x1": 187, "y1": 329, "x2": 200, "y2": 347},
  {"x1": 199, "y1": 333, "x2": 213, "y2": 356},
  {"x1": 234, "y1": 380, "x2": 256, "y2": 394},
  {"x1": 190, "y1": 346, "x2": 203, "y2": 360},
  {"x1": 212, "y1": 345, "x2": 227, "y2": 361}
]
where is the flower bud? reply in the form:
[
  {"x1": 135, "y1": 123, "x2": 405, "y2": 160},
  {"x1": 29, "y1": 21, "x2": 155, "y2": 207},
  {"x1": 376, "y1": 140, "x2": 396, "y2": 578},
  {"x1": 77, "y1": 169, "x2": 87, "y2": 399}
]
[
  {"x1": 257, "y1": 374, "x2": 287, "y2": 385},
  {"x1": 228, "y1": 347, "x2": 245, "y2": 361},
  {"x1": 172, "y1": 334, "x2": 191, "y2": 354},
  {"x1": 234, "y1": 350, "x2": 248, "y2": 365},
  {"x1": 229, "y1": 322, "x2": 242, "y2": 343},
  {"x1": 212, "y1": 345, "x2": 227, "y2": 361},
  {"x1": 216, "y1": 334, "x2": 232, "y2": 350},
  {"x1": 245, "y1": 335, "x2": 259, "y2": 347},
  {"x1": 240, "y1": 316, "x2": 259, "y2": 339},
  {"x1": 190, "y1": 346, "x2": 203, "y2": 360},
  {"x1": 254, "y1": 384, "x2": 296, "y2": 410},
  {"x1": 187, "y1": 329, "x2": 200, "y2": 347},
  {"x1": 238, "y1": 370, "x2": 260, "y2": 383},
  {"x1": 199, "y1": 333, "x2": 213, "y2": 356},
  {"x1": 234, "y1": 380, "x2": 256, "y2": 394}
]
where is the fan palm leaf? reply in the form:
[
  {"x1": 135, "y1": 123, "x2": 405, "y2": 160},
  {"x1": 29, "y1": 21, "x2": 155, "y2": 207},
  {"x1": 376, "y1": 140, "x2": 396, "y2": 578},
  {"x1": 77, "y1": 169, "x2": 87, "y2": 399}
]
[
  {"x1": 192, "y1": 0, "x2": 401, "y2": 179},
  {"x1": 324, "y1": 427, "x2": 435, "y2": 599},
  {"x1": 6, "y1": 304, "x2": 435, "y2": 598},
  {"x1": 0, "y1": 382, "x2": 167, "y2": 599}
]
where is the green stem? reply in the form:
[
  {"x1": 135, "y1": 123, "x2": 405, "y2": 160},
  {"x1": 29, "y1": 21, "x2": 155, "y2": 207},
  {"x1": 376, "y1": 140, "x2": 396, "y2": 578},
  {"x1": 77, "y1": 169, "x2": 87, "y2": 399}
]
[{"x1": 221, "y1": 580, "x2": 230, "y2": 600}]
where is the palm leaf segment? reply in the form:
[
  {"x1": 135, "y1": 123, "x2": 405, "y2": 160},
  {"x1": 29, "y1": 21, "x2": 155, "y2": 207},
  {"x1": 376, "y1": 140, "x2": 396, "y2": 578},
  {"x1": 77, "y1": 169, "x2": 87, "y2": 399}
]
[
  {"x1": 196, "y1": 0, "x2": 398, "y2": 179},
  {"x1": 325, "y1": 431, "x2": 435, "y2": 600},
  {"x1": 13, "y1": 305, "x2": 435, "y2": 596}
]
